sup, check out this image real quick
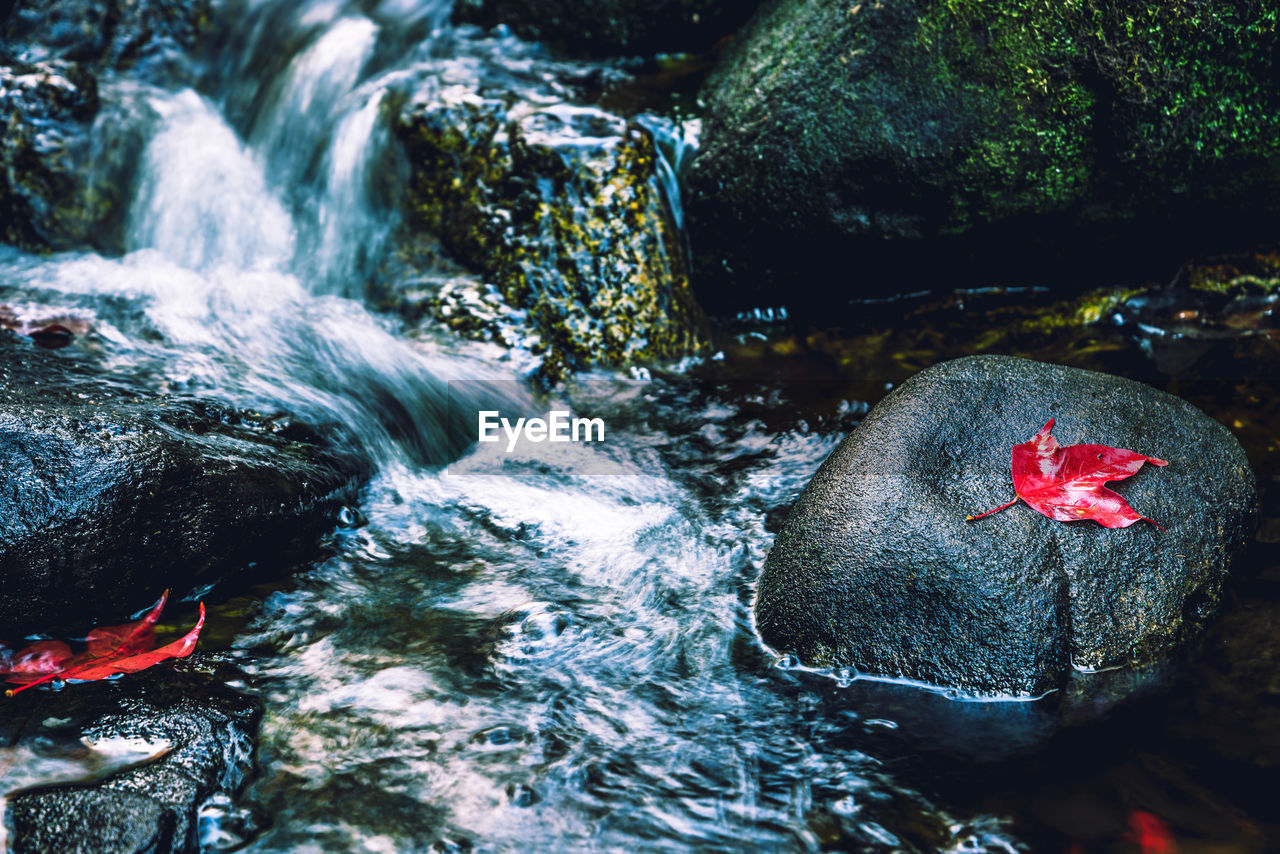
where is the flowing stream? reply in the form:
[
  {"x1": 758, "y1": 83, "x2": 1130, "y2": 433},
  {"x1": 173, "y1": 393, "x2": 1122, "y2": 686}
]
[
  {"x1": 1, "y1": 1, "x2": 1018, "y2": 850},
  {"x1": 4, "y1": 1, "x2": 1278, "y2": 852}
]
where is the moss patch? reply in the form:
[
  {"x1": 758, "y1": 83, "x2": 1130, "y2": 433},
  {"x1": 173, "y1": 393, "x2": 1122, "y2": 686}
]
[{"x1": 686, "y1": 0, "x2": 1280, "y2": 305}]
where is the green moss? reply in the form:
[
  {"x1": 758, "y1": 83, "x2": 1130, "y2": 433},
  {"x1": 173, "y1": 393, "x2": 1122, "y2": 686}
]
[
  {"x1": 1188, "y1": 273, "x2": 1280, "y2": 297},
  {"x1": 689, "y1": 0, "x2": 1280, "y2": 303},
  {"x1": 1181, "y1": 249, "x2": 1280, "y2": 294},
  {"x1": 912, "y1": 0, "x2": 1094, "y2": 226},
  {"x1": 908, "y1": 0, "x2": 1280, "y2": 229}
]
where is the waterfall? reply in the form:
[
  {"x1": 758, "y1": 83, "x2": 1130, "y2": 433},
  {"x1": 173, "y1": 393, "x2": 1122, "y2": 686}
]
[{"x1": 129, "y1": 89, "x2": 296, "y2": 273}]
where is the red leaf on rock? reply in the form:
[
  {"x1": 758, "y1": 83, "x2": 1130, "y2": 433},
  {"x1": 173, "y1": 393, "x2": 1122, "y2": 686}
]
[
  {"x1": 967, "y1": 419, "x2": 1168, "y2": 529},
  {"x1": 1, "y1": 591, "x2": 205, "y2": 696},
  {"x1": 0, "y1": 641, "x2": 75, "y2": 682},
  {"x1": 83, "y1": 589, "x2": 168, "y2": 657}
]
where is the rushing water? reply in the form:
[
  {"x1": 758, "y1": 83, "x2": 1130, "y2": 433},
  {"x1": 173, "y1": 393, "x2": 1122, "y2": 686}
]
[{"x1": 3, "y1": 1, "x2": 1279, "y2": 852}]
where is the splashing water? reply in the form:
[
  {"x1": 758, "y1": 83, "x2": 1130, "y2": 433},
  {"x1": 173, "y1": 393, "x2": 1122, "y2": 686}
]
[{"x1": 130, "y1": 89, "x2": 296, "y2": 274}]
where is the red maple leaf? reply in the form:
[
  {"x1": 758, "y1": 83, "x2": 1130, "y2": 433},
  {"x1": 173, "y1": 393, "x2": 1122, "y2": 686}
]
[
  {"x1": 1, "y1": 591, "x2": 205, "y2": 696},
  {"x1": 1127, "y1": 809, "x2": 1177, "y2": 854},
  {"x1": 966, "y1": 419, "x2": 1168, "y2": 529}
]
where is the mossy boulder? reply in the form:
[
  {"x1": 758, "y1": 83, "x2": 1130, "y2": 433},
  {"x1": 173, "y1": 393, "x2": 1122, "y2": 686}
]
[
  {"x1": 685, "y1": 0, "x2": 1280, "y2": 310},
  {"x1": 0, "y1": 61, "x2": 104, "y2": 251},
  {"x1": 453, "y1": 0, "x2": 757, "y2": 58},
  {"x1": 2, "y1": 0, "x2": 211, "y2": 74},
  {"x1": 757, "y1": 355, "x2": 1256, "y2": 697},
  {"x1": 394, "y1": 79, "x2": 708, "y2": 381}
]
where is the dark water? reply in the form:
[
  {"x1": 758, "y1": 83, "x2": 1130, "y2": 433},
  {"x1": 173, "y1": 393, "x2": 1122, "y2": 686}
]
[{"x1": 2, "y1": 1, "x2": 1279, "y2": 851}]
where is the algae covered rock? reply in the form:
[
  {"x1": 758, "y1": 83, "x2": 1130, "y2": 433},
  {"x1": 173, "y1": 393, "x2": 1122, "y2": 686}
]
[
  {"x1": 685, "y1": 0, "x2": 1280, "y2": 309},
  {"x1": 453, "y1": 0, "x2": 756, "y2": 57},
  {"x1": 756, "y1": 355, "x2": 1256, "y2": 697},
  {"x1": 395, "y1": 77, "x2": 708, "y2": 380},
  {"x1": 1, "y1": 0, "x2": 212, "y2": 75}
]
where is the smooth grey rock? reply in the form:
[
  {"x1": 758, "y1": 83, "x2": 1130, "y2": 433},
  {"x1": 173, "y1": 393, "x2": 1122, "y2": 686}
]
[{"x1": 756, "y1": 355, "x2": 1256, "y2": 697}]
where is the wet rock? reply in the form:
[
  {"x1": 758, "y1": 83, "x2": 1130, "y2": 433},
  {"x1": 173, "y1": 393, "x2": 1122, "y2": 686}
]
[
  {"x1": 685, "y1": 0, "x2": 1280, "y2": 310},
  {"x1": 1115, "y1": 276, "x2": 1280, "y2": 341},
  {"x1": 0, "y1": 0, "x2": 211, "y2": 253},
  {"x1": 0, "y1": 334, "x2": 366, "y2": 634},
  {"x1": 1, "y1": 0, "x2": 212, "y2": 75},
  {"x1": 389, "y1": 269, "x2": 540, "y2": 355},
  {"x1": 3, "y1": 662, "x2": 259, "y2": 854},
  {"x1": 756, "y1": 355, "x2": 1256, "y2": 697},
  {"x1": 0, "y1": 60, "x2": 103, "y2": 251},
  {"x1": 453, "y1": 0, "x2": 757, "y2": 57},
  {"x1": 394, "y1": 72, "x2": 708, "y2": 381}
]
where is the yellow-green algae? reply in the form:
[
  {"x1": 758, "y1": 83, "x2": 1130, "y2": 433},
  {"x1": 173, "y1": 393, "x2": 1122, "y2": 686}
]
[{"x1": 395, "y1": 85, "x2": 708, "y2": 382}]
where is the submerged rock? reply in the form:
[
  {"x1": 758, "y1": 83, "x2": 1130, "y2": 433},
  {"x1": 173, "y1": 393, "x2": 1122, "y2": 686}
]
[
  {"x1": 3, "y1": 663, "x2": 259, "y2": 854},
  {"x1": 757, "y1": 355, "x2": 1256, "y2": 697},
  {"x1": 685, "y1": 0, "x2": 1280, "y2": 309},
  {"x1": 453, "y1": 0, "x2": 756, "y2": 57},
  {"x1": 0, "y1": 334, "x2": 365, "y2": 634},
  {"x1": 394, "y1": 74, "x2": 708, "y2": 381}
]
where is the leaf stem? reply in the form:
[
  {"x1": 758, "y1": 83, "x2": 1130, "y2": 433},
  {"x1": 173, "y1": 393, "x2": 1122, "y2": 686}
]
[{"x1": 966, "y1": 497, "x2": 1019, "y2": 522}]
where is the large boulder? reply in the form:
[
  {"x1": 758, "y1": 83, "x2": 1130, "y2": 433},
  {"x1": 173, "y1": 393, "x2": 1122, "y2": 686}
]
[
  {"x1": 685, "y1": 0, "x2": 1280, "y2": 311},
  {"x1": 453, "y1": 0, "x2": 757, "y2": 58},
  {"x1": 756, "y1": 355, "x2": 1256, "y2": 697},
  {"x1": 394, "y1": 71, "x2": 708, "y2": 381},
  {"x1": 0, "y1": 334, "x2": 366, "y2": 634}
]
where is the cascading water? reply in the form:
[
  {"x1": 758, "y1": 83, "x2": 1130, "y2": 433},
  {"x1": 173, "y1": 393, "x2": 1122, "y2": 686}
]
[
  {"x1": 130, "y1": 88, "x2": 296, "y2": 274},
  {"x1": 0, "y1": 1, "x2": 1027, "y2": 851}
]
